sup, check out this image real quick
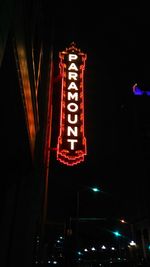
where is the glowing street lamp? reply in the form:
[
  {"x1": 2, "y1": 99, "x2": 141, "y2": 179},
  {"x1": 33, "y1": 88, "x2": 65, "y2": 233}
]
[
  {"x1": 112, "y1": 230, "x2": 122, "y2": 258},
  {"x1": 113, "y1": 231, "x2": 122, "y2": 237},
  {"x1": 76, "y1": 186, "x2": 101, "y2": 219},
  {"x1": 76, "y1": 186, "x2": 101, "y2": 250},
  {"x1": 91, "y1": 187, "x2": 101, "y2": 193},
  {"x1": 129, "y1": 240, "x2": 136, "y2": 247}
]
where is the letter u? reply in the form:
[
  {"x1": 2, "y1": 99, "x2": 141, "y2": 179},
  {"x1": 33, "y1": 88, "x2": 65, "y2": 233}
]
[{"x1": 68, "y1": 114, "x2": 78, "y2": 124}]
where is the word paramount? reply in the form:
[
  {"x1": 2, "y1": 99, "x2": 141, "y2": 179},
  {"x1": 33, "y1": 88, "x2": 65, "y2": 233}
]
[{"x1": 57, "y1": 42, "x2": 87, "y2": 166}]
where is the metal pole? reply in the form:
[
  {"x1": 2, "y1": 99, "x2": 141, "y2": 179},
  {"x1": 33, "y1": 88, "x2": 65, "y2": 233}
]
[
  {"x1": 76, "y1": 191, "x2": 79, "y2": 220},
  {"x1": 76, "y1": 191, "x2": 80, "y2": 266},
  {"x1": 76, "y1": 190, "x2": 80, "y2": 246}
]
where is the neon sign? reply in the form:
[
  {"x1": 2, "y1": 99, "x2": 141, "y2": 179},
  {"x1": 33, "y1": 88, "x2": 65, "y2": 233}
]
[
  {"x1": 132, "y1": 83, "x2": 150, "y2": 96},
  {"x1": 57, "y1": 42, "x2": 87, "y2": 166}
]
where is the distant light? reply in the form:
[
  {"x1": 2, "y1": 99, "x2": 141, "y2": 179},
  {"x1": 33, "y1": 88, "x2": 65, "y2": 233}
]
[
  {"x1": 91, "y1": 187, "x2": 100, "y2": 192},
  {"x1": 120, "y1": 219, "x2": 126, "y2": 224},
  {"x1": 113, "y1": 231, "x2": 121, "y2": 237},
  {"x1": 132, "y1": 83, "x2": 150, "y2": 96},
  {"x1": 84, "y1": 248, "x2": 88, "y2": 252},
  {"x1": 129, "y1": 240, "x2": 136, "y2": 246},
  {"x1": 132, "y1": 84, "x2": 143, "y2": 95},
  {"x1": 101, "y1": 245, "x2": 106, "y2": 250},
  {"x1": 91, "y1": 247, "x2": 96, "y2": 251}
]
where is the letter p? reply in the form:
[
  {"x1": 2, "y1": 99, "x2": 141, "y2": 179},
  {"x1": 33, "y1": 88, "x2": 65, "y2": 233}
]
[{"x1": 69, "y1": 54, "x2": 78, "y2": 61}]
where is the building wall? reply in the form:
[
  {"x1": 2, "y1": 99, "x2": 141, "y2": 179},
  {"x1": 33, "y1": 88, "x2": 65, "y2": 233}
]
[{"x1": 0, "y1": 1, "x2": 53, "y2": 266}]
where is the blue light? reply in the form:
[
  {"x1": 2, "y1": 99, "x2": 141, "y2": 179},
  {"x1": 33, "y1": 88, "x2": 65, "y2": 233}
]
[
  {"x1": 91, "y1": 187, "x2": 100, "y2": 192},
  {"x1": 113, "y1": 231, "x2": 121, "y2": 237},
  {"x1": 132, "y1": 83, "x2": 150, "y2": 96},
  {"x1": 133, "y1": 85, "x2": 143, "y2": 95}
]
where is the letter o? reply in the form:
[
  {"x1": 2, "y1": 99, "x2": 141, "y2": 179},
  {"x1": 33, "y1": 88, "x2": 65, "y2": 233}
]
[{"x1": 67, "y1": 103, "x2": 78, "y2": 112}]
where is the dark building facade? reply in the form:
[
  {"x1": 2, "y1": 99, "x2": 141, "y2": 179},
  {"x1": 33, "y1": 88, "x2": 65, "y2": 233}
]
[
  {"x1": 131, "y1": 92, "x2": 150, "y2": 262},
  {"x1": 0, "y1": 1, "x2": 53, "y2": 266}
]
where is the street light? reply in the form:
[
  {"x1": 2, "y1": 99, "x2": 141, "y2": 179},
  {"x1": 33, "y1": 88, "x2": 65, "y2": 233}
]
[
  {"x1": 91, "y1": 187, "x2": 101, "y2": 193},
  {"x1": 112, "y1": 230, "x2": 122, "y2": 258},
  {"x1": 65, "y1": 186, "x2": 101, "y2": 267},
  {"x1": 113, "y1": 231, "x2": 122, "y2": 237},
  {"x1": 76, "y1": 186, "x2": 101, "y2": 250},
  {"x1": 76, "y1": 186, "x2": 101, "y2": 221}
]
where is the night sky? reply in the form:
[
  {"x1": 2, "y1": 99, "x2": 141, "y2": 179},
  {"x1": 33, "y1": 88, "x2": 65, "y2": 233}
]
[
  {"x1": 1, "y1": 4, "x2": 150, "y2": 231},
  {"x1": 45, "y1": 6, "x2": 150, "y2": 224}
]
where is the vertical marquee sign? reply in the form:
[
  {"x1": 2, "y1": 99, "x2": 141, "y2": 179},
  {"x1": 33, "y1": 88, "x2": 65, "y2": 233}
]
[{"x1": 57, "y1": 42, "x2": 87, "y2": 166}]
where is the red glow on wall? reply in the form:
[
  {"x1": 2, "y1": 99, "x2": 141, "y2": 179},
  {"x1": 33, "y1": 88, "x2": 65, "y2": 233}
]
[{"x1": 57, "y1": 42, "x2": 87, "y2": 166}]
